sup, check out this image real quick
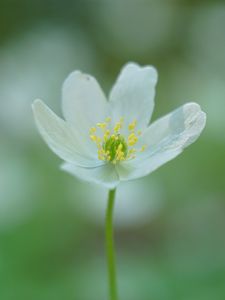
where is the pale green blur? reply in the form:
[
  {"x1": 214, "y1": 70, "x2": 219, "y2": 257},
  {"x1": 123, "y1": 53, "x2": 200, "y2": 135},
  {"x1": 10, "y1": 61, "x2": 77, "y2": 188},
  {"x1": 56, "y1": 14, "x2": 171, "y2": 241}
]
[{"x1": 0, "y1": 1, "x2": 225, "y2": 300}]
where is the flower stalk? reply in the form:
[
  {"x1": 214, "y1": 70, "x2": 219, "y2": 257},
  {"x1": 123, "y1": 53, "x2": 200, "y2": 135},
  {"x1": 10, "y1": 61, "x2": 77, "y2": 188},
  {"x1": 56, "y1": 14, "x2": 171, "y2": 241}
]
[{"x1": 105, "y1": 188, "x2": 118, "y2": 300}]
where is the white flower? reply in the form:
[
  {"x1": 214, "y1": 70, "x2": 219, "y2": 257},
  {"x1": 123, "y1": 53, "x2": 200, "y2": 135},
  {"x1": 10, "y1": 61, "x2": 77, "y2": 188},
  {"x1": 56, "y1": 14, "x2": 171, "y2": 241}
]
[{"x1": 32, "y1": 62, "x2": 206, "y2": 189}]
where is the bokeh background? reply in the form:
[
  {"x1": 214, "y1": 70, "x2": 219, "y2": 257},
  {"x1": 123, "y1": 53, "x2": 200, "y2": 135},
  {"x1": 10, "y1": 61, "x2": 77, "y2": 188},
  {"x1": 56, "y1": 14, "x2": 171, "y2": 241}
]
[{"x1": 0, "y1": 1, "x2": 225, "y2": 299}]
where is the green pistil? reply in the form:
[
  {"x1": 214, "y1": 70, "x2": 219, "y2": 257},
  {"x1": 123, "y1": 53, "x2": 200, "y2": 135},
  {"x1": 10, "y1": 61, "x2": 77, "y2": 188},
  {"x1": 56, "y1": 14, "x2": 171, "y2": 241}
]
[{"x1": 103, "y1": 134, "x2": 128, "y2": 162}]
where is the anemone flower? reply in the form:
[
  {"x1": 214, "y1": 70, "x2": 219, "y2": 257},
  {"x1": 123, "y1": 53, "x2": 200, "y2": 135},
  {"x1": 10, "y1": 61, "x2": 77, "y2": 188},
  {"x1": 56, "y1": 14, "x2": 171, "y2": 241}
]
[{"x1": 32, "y1": 62, "x2": 206, "y2": 300}]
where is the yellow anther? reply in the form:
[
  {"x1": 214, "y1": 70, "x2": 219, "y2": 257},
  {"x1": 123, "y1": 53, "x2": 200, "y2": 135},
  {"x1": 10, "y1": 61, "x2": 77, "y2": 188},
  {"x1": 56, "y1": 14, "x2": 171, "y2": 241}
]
[
  {"x1": 128, "y1": 149, "x2": 136, "y2": 155},
  {"x1": 104, "y1": 130, "x2": 110, "y2": 141},
  {"x1": 105, "y1": 117, "x2": 111, "y2": 123},
  {"x1": 114, "y1": 123, "x2": 121, "y2": 132},
  {"x1": 140, "y1": 145, "x2": 147, "y2": 152},
  {"x1": 127, "y1": 148, "x2": 137, "y2": 159},
  {"x1": 90, "y1": 135, "x2": 97, "y2": 142},
  {"x1": 89, "y1": 127, "x2": 96, "y2": 134},
  {"x1": 97, "y1": 122, "x2": 107, "y2": 130},
  {"x1": 128, "y1": 119, "x2": 137, "y2": 131},
  {"x1": 137, "y1": 130, "x2": 142, "y2": 136},
  {"x1": 115, "y1": 143, "x2": 125, "y2": 161},
  {"x1": 98, "y1": 148, "x2": 106, "y2": 160},
  {"x1": 113, "y1": 118, "x2": 124, "y2": 133},
  {"x1": 91, "y1": 134, "x2": 102, "y2": 146},
  {"x1": 128, "y1": 133, "x2": 138, "y2": 146},
  {"x1": 89, "y1": 116, "x2": 146, "y2": 164}
]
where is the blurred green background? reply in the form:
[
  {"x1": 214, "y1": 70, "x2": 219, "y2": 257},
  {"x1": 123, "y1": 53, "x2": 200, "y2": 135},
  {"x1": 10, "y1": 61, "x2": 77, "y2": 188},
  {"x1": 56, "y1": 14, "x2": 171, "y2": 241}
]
[{"x1": 0, "y1": 1, "x2": 225, "y2": 299}]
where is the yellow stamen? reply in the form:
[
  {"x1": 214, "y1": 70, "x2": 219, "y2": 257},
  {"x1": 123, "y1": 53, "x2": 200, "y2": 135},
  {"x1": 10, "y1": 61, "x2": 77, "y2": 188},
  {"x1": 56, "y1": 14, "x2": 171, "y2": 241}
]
[
  {"x1": 140, "y1": 145, "x2": 147, "y2": 152},
  {"x1": 127, "y1": 148, "x2": 137, "y2": 159},
  {"x1": 104, "y1": 130, "x2": 110, "y2": 141},
  {"x1": 90, "y1": 134, "x2": 102, "y2": 146},
  {"x1": 128, "y1": 133, "x2": 138, "y2": 146},
  {"x1": 97, "y1": 122, "x2": 107, "y2": 130},
  {"x1": 137, "y1": 130, "x2": 142, "y2": 136},
  {"x1": 90, "y1": 135, "x2": 97, "y2": 142},
  {"x1": 128, "y1": 119, "x2": 137, "y2": 131},
  {"x1": 105, "y1": 117, "x2": 111, "y2": 123},
  {"x1": 128, "y1": 149, "x2": 136, "y2": 155},
  {"x1": 89, "y1": 116, "x2": 147, "y2": 164},
  {"x1": 89, "y1": 127, "x2": 96, "y2": 134},
  {"x1": 115, "y1": 143, "x2": 124, "y2": 161},
  {"x1": 114, "y1": 122, "x2": 122, "y2": 132}
]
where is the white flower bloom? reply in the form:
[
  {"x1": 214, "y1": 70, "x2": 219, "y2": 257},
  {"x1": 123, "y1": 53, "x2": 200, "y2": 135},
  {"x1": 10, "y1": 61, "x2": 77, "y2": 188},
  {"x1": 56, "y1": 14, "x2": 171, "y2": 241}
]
[{"x1": 32, "y1": 62, "x2": 206, "y2": 189}]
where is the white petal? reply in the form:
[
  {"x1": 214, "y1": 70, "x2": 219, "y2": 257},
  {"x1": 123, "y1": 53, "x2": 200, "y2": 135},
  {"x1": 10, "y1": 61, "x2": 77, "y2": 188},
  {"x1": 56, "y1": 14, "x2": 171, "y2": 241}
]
[
  {"x1": 117, "y1": 102, "x2": 206, "y2": 181},
  {"x1": 109, "y1": 62, "x2": 158, "y2": 131},
  {"x1": 32, "y1": 99, "x2": 101, "y2": 167},
  {"x1": 61, "y1": 162, "x2": 119, "y2": 189},
  {"x1": 62, "y1": 71, "x2": 109, "y2": 137}
]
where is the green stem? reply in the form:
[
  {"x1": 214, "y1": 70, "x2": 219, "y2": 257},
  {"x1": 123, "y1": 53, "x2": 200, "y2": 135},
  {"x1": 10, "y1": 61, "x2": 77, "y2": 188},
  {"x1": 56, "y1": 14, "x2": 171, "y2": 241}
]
[{"x1": 105, "y1": 188, "x2": 118, "y2": 300}]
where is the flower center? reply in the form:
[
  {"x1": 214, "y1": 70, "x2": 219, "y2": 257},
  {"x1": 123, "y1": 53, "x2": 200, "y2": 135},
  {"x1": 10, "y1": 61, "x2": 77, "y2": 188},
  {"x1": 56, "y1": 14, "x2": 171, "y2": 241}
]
[
  {"x1": 89, "y1": 117, "x2": 146, "y2": 164},
  {"x1": 103, "y1": 134, "x2": 128, "y2": 162}
]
